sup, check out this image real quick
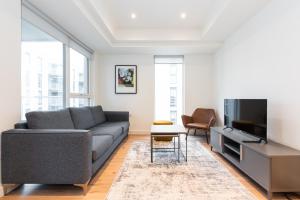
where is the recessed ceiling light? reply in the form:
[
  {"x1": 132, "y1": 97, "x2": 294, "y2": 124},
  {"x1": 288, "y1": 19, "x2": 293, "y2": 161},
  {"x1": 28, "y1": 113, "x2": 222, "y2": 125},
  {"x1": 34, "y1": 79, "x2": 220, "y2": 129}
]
[
  {"x1": 131, "y1": 13, "x2": 136, "y2": 19},
  {"x1": 180, "y1": 13, "x2": 186, "y2": 19}
]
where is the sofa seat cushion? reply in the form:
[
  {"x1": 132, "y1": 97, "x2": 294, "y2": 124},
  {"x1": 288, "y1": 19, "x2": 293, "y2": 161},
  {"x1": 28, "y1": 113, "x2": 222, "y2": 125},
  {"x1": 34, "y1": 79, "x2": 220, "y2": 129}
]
[
  {"x1": 100, "y1": 122, "x2": 130, "y2": 132},
  {"x1": 90, "y1": 125, "x2": 123, "y2": 140},
  {"x1": 90, "y1": 106, "x2": 106, "y2": 125},
  {"x1": 92, "y1": 135, "x2": 113, "y2": 161},
  {"x1": 69, "y1": 107, "x2": 96, "y2": 129},
  {"x1": 26, "y1": 109, "x2": 75, "y2": 129},
  {"x1": 186, "y1": 122, "x2": 208, "y2": 129}
]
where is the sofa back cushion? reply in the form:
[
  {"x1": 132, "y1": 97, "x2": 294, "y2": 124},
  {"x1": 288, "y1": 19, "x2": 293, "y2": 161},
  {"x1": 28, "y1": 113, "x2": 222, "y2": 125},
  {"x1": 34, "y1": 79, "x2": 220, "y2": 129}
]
[
  {"x1": 26, "y1": 109, "x2": 75, "y2": 129},
  {"x1": 90, "y1": 106, "x2": 106, "y2": 125},
  {"x1": 69, "y1": 107, "x2": 96, "y2": 129}
]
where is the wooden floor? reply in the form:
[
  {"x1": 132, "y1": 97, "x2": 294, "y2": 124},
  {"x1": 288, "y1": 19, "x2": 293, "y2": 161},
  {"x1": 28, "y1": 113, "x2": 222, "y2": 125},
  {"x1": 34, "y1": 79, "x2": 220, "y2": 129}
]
[{"x1": 3, "y1": 135, "x2": 296, "y2": 200}]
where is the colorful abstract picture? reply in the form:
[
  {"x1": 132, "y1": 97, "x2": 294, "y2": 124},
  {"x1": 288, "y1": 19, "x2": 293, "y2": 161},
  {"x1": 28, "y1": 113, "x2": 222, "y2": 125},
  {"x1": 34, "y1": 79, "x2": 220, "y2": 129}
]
[{"x1": 115, "y1": 65, "x2": 137, "y2": 94}]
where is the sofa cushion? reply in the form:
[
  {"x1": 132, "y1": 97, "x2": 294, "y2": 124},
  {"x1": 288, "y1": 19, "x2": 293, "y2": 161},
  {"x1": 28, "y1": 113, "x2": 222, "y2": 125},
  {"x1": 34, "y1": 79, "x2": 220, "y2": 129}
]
[
  {"x1": 90, "y1": 125, "x2": 123, "y2": 140},
  {"x1": 26, "y1": 109, "x2": 75, "y2": 129},
  {"x1": 90, "y1": 106, "x2": 106, "y2": 125},
  {"x1": 92, "y1": 135, "x2": 113, "y2": 161},
  {"x1": 100, "y1": 121, "x2": 130, "y2": 132},
  {"x1": 69, "y1": 107, "x2": 96, "y2": 129}
]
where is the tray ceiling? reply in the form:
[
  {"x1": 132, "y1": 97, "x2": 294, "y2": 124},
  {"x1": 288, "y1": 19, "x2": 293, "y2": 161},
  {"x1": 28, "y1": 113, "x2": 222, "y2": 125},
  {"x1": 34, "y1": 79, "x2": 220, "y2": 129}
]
[{"x1": 26, "y1": 0, "x2": 270, "y2": 54}]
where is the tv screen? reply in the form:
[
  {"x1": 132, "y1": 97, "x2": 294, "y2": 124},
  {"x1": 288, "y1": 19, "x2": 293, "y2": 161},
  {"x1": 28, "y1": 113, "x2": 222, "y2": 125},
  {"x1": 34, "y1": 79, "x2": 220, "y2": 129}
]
[{"x1": 224, "y1": 99, "x2": 267, "y2": 140}]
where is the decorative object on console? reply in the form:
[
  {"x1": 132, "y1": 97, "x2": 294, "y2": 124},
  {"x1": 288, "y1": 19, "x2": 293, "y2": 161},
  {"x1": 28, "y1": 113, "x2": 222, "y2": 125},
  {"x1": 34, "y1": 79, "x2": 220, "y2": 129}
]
[
  {"x1": 181, "y1": 108, "x2": 216, "y2": 144},
  {"x1": 115, "y1": 65, "x2": 137, "y2": 94}
]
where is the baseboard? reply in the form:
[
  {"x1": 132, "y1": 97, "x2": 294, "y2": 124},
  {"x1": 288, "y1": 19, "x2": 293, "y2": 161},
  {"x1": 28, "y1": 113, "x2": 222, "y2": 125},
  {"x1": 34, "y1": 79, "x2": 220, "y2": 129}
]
[{"x1": 129, "y1": 130, "x2": 149, "y2": 135}]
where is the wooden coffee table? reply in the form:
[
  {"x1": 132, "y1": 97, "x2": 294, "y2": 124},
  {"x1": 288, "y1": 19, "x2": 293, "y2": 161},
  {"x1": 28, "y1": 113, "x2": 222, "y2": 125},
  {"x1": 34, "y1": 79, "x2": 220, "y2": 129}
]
[{"x1": 150, "y1": 125, "x2": 188, "y2": 162}]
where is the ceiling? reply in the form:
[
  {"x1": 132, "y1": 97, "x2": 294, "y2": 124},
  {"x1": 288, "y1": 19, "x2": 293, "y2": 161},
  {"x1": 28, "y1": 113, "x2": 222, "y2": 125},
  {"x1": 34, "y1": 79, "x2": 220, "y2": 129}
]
[
  {"x1": 93, "y1": 0, "x2": 216, "y2": 29},
  {"x1": 26, "y1": 0, "x2": 271, "y2": 54}
]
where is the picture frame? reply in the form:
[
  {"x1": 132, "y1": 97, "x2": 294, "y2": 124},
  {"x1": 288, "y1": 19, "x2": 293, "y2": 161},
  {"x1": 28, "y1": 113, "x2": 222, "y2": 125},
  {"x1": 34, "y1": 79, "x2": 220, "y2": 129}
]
[{"x1": 115, "y1": 65, "x2": 137, "y2": 94}]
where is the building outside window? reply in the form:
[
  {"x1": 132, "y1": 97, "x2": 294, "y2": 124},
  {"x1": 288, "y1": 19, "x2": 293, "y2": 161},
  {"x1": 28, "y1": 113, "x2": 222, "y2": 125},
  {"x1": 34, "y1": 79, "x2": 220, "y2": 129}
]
[
  {"x1": 21, "y1": 20, "x2": 64, "y2": 119},
  {"x1": 170, "y1": 87, "x2": 177, "y2": 108},
  {"x1": 155, "y1": 56, "x2": 183, "y2": 124},
  {"x1": 69, "y1": 48, "x2": 91, "y2": 107}
]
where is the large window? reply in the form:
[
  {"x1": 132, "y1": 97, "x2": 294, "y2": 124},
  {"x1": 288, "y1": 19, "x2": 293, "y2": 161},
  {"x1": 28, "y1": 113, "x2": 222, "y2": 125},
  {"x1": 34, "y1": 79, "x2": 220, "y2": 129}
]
[
  {"x1": 69, "y1": 48, "x2": 91, "y2": 107},
  {"x1": 21, "y1": 4, "x2": 93, "y2": 119},
  {"x1": 155, "y1": 56, "x2": 183, "y2": 124},
  {"x1": 21, "y1": 20, "x2": 64, "y2": 117}
]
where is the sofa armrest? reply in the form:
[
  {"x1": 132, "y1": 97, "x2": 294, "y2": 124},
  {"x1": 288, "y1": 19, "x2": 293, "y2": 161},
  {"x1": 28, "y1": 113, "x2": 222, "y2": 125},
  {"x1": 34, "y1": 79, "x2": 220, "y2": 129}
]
[
  {"x1": 181, "y1": 115, "x2": 193, "y2": 127},
  {"x1": 1, "y1": 129, "x2": 92, "y2": 184},
  {"x1": 14, "y1": 121, "x2": 28, "y2": 129},
  {"x1": 104, "y1": 111, "x2": 129, "y2": 122}
]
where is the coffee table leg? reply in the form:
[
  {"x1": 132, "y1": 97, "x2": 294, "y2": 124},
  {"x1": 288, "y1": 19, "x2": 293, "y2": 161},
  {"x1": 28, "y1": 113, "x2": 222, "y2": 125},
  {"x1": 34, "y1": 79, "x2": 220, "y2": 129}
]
[
  {"x1": 173, "y1": 137, "x2": 175, "y2": 152},
  {"x1": 151, "y1": 135, "x2": 153, "y2": 163},
  {"x1": 178, "y1": 135, "x2": 180, "y2": 162},
  {"x1": 186, "y1": 133, "x2": 187, "y2": 162}
]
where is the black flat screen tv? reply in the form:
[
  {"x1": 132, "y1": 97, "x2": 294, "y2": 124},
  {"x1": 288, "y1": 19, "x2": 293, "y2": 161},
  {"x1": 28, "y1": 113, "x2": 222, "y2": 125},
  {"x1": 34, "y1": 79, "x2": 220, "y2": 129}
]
[{"x1": 224, "y1": 99, "x2": 267, "y2": 141}]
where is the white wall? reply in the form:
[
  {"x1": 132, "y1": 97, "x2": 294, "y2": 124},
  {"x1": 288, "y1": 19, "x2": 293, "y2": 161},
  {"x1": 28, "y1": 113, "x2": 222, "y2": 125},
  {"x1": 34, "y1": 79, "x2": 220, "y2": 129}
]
[
  {"x1": 95, "y1": 54, "x2": 155, "y2": 134},
  {"x1": 0, "y1": 0, "x2": 21, "y2": 196},
  {"x1": 184, "y1": 55, "x2": 214, "y2": 115},
  {"x1": 213, "y1": 0, "x2": 300, "y2": 149},
  {"x1": 94, "y1": 53, "x2": 214, "y2": 133}
]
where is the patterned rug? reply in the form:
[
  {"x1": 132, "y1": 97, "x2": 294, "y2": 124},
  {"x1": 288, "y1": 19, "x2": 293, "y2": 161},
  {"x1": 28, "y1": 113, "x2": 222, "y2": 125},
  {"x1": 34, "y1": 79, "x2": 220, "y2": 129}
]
[{"x1": 106, "y1": 138, "x2": 257, "y2": 200}]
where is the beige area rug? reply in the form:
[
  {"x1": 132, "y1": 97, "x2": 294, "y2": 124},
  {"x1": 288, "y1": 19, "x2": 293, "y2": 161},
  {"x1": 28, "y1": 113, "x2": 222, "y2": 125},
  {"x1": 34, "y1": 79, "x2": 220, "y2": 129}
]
[{"x1": 106, "y1": 138, "x2": 257, "y2": 200}]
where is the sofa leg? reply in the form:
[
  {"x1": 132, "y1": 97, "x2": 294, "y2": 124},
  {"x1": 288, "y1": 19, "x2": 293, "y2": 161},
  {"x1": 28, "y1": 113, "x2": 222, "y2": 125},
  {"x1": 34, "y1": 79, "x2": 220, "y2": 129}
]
[
  {"x1": 74, "y1": 179, "x2": 90, "y2": 195},
  {"x1": 2, "y1": 184, "x2": 20, "y2": 195}
]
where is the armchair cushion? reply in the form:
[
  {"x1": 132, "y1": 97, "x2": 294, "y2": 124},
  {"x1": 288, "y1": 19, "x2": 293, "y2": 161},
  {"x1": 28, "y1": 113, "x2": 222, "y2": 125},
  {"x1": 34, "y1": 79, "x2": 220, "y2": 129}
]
[
  {"x1": 26, "y1": 109, "x2": 74, "y2": 129},
  {"x1": 186, "y1": 123, "x2": 208, "y2": 129},
  {"x1": 192, "y1": 108, "x2": 216, "y2": 124}
]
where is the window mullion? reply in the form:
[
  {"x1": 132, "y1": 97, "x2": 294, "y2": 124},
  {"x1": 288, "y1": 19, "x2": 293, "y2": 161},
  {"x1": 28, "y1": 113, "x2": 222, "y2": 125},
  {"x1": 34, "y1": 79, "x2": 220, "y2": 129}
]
[
  {"x1": 87, "y1": 57, "x2": 93, "y2": 106},
  {"x1": 69, "y1": 93, "x2": 91, "y2": 98},
  {"x1": 65, "y1": 45, "x2": 70, "y2": 108}
]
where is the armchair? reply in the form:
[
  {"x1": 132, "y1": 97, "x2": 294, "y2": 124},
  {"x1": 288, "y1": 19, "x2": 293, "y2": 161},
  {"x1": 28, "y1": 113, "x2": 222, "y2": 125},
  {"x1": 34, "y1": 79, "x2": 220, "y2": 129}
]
[{"x1": 181, "y1": 108, "x2": 216, "y2": 144}]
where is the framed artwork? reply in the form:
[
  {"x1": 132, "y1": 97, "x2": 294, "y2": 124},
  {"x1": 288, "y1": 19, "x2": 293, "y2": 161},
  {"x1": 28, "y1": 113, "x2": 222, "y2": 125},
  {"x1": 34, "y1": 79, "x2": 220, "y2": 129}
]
[{"x1": 115, "y1": 65, "x2": 137, "y2": 94}]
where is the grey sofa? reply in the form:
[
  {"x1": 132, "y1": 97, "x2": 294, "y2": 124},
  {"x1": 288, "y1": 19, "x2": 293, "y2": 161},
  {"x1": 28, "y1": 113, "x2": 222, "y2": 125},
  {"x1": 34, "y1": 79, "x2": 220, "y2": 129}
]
[{"x1": 1, "y1": 105, "x2": 129, "y2": 194}]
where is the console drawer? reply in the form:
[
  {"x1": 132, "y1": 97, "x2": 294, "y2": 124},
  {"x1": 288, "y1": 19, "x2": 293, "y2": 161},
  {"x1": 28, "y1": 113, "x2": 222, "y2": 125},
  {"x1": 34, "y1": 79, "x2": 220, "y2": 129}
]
[{"x1": 240, "y1": 146, "x2": 270, "y2": 190}]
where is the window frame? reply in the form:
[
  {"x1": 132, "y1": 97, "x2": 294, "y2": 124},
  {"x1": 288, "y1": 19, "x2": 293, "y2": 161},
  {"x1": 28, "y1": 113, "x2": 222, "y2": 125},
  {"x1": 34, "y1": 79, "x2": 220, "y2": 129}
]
[
  {"x1": 68, "y1": 48, "x2": 91, "y2": 107},
  {"x1": 21, "y1": 2, "x2": 94, "y2": 116}
]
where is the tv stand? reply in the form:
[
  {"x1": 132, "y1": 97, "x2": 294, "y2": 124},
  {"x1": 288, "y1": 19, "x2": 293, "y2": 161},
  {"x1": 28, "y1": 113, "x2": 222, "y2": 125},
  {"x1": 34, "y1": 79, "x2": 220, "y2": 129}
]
[
  {"x1": 242, "y1": 138, "x2": 267, "y2": 144},
  {"x1": 210, "y1": 127, "x2": 300, "y2": 200}
]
